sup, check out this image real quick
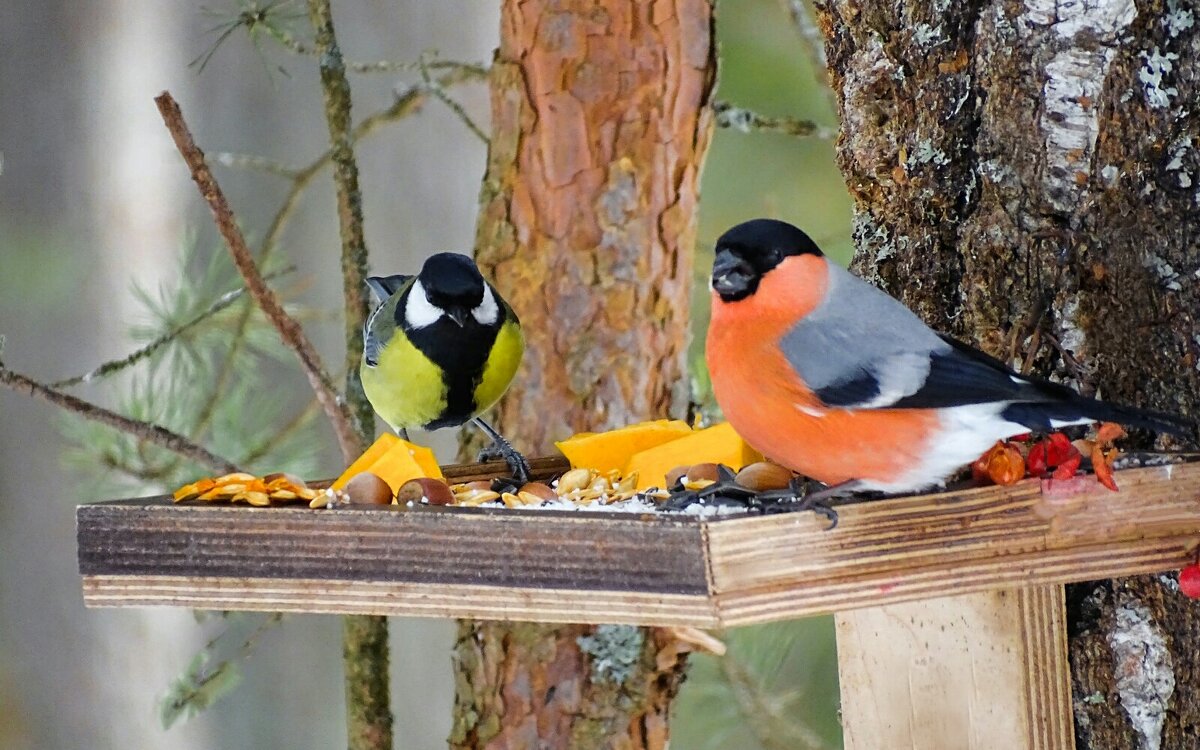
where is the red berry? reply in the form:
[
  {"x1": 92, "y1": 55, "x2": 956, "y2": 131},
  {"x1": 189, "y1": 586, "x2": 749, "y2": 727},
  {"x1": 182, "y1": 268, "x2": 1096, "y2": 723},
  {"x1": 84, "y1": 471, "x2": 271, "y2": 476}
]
[
  {"x1": 1046, "y1": 433, "x2": 1075, "y2": 465},
  {"x1": 1027, "y1": 443, "x2": 1048, "y2": 477},
  {"x1": 1180, "y1": 565, "x2": 1200, "y2": 599}
]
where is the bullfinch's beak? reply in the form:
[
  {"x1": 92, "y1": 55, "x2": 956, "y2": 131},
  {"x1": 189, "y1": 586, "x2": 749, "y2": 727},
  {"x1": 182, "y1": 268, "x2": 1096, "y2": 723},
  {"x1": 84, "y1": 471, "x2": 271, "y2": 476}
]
[
  {"x1": 711, "y1": 249, "x2": 755, "y2": 298},
  {"x1": 446, "y1": 306, "x2": 469, "y2": 327}
]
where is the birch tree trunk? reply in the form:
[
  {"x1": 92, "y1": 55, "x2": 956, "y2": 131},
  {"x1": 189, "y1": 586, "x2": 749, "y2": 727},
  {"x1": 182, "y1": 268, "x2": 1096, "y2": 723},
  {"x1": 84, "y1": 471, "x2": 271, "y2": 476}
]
[
  {"x1": 817, "y1": 0, "x2": 1200, "y2": 747},
  {"x1": 452, "y1": 1, "x2": 716, "y2": 747}
]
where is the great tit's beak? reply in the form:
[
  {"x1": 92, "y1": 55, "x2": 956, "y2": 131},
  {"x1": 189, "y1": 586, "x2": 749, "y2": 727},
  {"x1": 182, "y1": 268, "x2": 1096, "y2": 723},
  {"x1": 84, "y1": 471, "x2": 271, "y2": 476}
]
[
  {"x1": 446, "y1": 306, "x2": 469, "y2": 327},
  {"x1": 711, "y1": 249, "x2": 755, "y2": 298}
]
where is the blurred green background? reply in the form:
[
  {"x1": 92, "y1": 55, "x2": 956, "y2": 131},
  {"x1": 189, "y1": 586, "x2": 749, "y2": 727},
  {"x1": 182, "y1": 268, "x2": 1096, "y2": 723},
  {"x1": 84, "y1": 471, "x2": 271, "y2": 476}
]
[{"x1": 0, "y1": 0, "x2": 851, "y2": 747}]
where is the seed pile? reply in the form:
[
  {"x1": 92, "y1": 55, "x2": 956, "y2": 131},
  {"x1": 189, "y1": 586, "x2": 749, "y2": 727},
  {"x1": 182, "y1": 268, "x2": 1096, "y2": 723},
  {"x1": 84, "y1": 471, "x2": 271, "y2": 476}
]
[
  {"x1": 173, "y1": 472, "x2": 319, "y2": 506},
  {"x1": 317, "y1": 460, "x2": 801, "y2": 511}
]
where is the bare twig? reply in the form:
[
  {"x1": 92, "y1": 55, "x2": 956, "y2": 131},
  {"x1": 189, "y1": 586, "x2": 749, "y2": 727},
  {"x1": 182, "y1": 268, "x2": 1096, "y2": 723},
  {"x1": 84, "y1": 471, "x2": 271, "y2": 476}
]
[
  {"x1": 211, "y1": 152, "x2": 302, "y2": 179},
  {"x1": 307, "y1": 0, "x2": 374, "y2": 453},
  {"x1": 306, "y1": 3, "x2": 392, "y2": 749},
  {"x1": 712, "y1": 100, "x2": 835, "y2": 139},
  {"x1": 259, "y1": 21, "x2": 487, "y2": 77},
  {"x1": 0, "y1": 361, "x2": 240, "y2": 474},
  {"x1": 52, "y1": 266, "x2": 294, "y2": 390},
  {"x1": 154, "y1": 91, "x2": 360, "y2": 462},
  {"x1": 418, "y1": 61, "x2": 488, "y2": 143},
  {"x1": 782, "y1": 0, "x2": 828, "y2": 69}
]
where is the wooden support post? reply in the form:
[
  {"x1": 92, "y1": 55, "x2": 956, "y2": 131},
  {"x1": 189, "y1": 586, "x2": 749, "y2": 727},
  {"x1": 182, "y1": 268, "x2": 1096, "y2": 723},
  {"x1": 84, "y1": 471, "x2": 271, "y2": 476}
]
[{"x1": 836, "y1": 585, "x2": 1074, "y2": 749}]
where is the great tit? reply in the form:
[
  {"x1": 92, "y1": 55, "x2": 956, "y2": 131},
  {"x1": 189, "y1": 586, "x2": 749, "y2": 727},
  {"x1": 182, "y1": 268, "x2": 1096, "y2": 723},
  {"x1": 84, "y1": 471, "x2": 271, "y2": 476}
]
[
  {"x1": 706, "y1": 218, "x2": 1195, "y2": 496},
  {"x1": 360, "y1": 252, "x2": 529, "y2": 481}
]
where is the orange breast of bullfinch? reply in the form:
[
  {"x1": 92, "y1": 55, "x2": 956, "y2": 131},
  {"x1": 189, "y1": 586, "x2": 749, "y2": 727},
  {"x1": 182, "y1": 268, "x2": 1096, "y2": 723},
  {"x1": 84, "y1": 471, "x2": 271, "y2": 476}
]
[{"x1": 705, "y1": 253, "x2": 940, "y2": 486}]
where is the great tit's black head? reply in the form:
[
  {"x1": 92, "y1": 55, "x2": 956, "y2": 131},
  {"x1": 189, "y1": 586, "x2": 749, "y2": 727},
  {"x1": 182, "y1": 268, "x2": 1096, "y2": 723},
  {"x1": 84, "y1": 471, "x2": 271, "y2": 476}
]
[
  {"x1": 415, "y1": 253, "x2": 489, "y2": 328},
  {"x1": 711, "y1": 219, "x2": 822, "y2": 302}
]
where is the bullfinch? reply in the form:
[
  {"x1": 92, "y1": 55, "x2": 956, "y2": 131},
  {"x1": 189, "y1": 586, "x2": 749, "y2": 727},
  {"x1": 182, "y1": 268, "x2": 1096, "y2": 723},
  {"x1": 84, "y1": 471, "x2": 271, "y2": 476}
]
[
  {"x1": 360, "y1": 252, "x2": 529, "y2": 480},
  {"x1": 706, "y1": 218, "x2": 1195, "y2": 495}
]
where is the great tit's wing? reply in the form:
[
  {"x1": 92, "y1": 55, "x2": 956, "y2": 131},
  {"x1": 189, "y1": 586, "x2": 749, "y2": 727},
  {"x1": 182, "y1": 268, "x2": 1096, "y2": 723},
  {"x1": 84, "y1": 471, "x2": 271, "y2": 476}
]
[
  {"x1": 363, "y1": 275, "x2": 412, "y2": 368},
  {"x1": 366, "y1": 274, "x2": 412, "y2": 304}
]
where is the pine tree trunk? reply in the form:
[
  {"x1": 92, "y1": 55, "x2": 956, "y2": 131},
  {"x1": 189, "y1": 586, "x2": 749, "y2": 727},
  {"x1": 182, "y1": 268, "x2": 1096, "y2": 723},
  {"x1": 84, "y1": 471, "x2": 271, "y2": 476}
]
[
  {"x1": 453, "y1": 1, "x2": 716, "y2": 748},
  {"x1": 817, "y1": 0, "x2": 1200, "y2": 747}
]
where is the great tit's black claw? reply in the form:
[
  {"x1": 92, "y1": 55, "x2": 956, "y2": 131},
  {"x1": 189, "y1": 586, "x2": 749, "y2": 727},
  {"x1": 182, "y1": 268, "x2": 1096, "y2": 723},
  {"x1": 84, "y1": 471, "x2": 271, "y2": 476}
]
[{"x1": 472, "y1": 418, "x2": 531, "y2": 485}]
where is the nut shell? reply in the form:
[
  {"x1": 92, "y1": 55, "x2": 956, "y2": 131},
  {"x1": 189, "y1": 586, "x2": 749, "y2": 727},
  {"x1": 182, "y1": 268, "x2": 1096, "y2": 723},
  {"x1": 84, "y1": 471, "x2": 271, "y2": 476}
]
[
  {"x1": 518, "y1": 482, "x2": 557, "y2": 502},
  {"x1": 686, "y1": 463, "x2": 720, "y2": 483},
  {"x1": 664, "y1": 465, "x2": 690, "y2": 490},
  {"x1": 397, "y1": 477, "x2": 455, "y2": 506},
  {"x1": 734, "y1": 462, "x2": 794, "y2": 492},
  {"x1": 344, "y1": 472, "x2": 395, "y2": 505}
]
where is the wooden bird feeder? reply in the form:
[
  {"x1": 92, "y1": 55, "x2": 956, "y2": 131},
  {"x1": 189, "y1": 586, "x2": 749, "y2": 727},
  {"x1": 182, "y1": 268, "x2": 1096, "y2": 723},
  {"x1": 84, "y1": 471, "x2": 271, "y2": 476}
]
[{"x1": 77, "y1": 456, "x2": 1200, "y2": 748}]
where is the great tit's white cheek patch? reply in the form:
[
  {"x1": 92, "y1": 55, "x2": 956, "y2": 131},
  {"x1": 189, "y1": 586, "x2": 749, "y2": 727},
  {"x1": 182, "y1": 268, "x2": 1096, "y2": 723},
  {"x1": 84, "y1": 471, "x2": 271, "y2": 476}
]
[
  {"x1": 473, "y1": 285, "x2": 499, "y2": 325},
  {"x1": 404, "y1": 279, "x2": 443, "y2": 329}
]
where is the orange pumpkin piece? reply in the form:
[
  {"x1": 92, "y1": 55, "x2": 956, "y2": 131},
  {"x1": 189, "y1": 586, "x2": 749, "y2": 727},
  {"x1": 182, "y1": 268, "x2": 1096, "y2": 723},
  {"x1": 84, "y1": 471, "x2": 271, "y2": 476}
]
[
  {"x1": 331, "y1": 434, "x2": 400, "y2": 491},
  {"x1": 555, "y1": 419, "x2": 693, "y2": 473},
  {"x1": 624, "y1": 422, "x2": 763, "y2": 491},
  {"x1": 331, "y1": 437, "x2": 443, "y2": 496}
]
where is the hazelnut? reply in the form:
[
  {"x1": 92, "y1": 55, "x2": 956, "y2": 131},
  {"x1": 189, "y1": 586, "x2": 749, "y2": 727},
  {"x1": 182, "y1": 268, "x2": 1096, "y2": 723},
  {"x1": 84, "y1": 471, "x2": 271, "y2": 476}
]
[
  {"x1": 397, "y1": 477, "x2": 455, "y2": 506},
  {"x1": 344, "y1": 472, "x2": 395, "y2": 505}
]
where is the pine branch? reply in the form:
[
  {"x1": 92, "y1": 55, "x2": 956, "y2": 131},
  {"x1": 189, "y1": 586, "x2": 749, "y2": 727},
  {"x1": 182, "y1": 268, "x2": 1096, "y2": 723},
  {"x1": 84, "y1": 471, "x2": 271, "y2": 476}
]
[
  {"x1": 0, "y1": 360, "x2": 239, "y2": 474},
  {"x1": 712, "y1": 101, "x2": 834, "y2": 139},
  {"x1": 154, "y1": 91, "x2": 360, "y2": 463},
  {"x1": 51, "y1": 266, "x2": 294, "y2": 390},
  {"x1": 241, "y1": 393, "x2": 319, "y2": 465},
  {"x1": 719, "y1": 653, "x2": 829, "y2": 750},
  {"x1": 160, "y1": 612, "x2": 284, "y2": 729}
]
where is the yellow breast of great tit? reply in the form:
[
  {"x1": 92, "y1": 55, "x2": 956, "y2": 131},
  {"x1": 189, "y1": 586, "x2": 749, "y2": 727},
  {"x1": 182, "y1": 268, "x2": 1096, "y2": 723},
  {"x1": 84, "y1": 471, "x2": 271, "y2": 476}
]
[
  {"x1": 473, "y1": 318, "x2": 523, "y2": 414},
  {"x1": 360, "y1": 325, "x2": 448, "y2": 431}
]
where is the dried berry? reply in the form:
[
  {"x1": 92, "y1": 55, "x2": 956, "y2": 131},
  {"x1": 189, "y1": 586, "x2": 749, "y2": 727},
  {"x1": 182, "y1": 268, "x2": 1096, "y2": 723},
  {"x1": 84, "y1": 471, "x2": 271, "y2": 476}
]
[
  {"x1": 985, "y1": 441, "x2": 1026, "y2": 486},
  {"x1": 1180, "y1": 565, "x2": 1200, "y2": 599}
]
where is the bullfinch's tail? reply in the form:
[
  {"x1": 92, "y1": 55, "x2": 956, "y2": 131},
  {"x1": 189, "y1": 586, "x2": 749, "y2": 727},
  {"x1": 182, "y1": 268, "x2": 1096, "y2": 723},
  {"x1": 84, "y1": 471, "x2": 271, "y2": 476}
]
[{"x1": 1002, "y1": 397, "x2": 1197, "y2": 441}]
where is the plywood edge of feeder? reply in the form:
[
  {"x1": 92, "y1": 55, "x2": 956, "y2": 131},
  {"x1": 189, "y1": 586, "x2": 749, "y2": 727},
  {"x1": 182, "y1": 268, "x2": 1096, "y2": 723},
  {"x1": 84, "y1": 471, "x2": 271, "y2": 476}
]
[{"x1": 77, "y1": 460, "x2": 1200, "y2": 626}]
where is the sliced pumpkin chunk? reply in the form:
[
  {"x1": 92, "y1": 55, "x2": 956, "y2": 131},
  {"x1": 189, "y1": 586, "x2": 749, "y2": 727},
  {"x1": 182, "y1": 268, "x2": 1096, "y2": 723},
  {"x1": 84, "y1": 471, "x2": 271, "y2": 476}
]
[
  {"x1": 330, "y1": 433, "x2": 400, "y2": 491},
  {"x1": 624, "y1": 422, "x2": 762, "y2": 491},
  {"x1": 406, "y1": 443, "x2": 443, "y2": 479},
  {"x1": 555, "y1": 419, "x2": 693, "y2": 473},
  {"x1": 331, "y1": 436, "x2": 444, "y2": 497}
]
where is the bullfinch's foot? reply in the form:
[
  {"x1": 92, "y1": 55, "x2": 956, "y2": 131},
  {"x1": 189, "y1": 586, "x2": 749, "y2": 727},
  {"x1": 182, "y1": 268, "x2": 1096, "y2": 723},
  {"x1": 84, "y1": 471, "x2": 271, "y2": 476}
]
[
  {"x1": 658, "y1": 468, "x2": 843, "y2": 528},
  {"x1": 472, "y1": 418, "x2": 531, "y2": 485},
  {"x1": 750, "y1": 478, "x2": 867, "y2": 529}
]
